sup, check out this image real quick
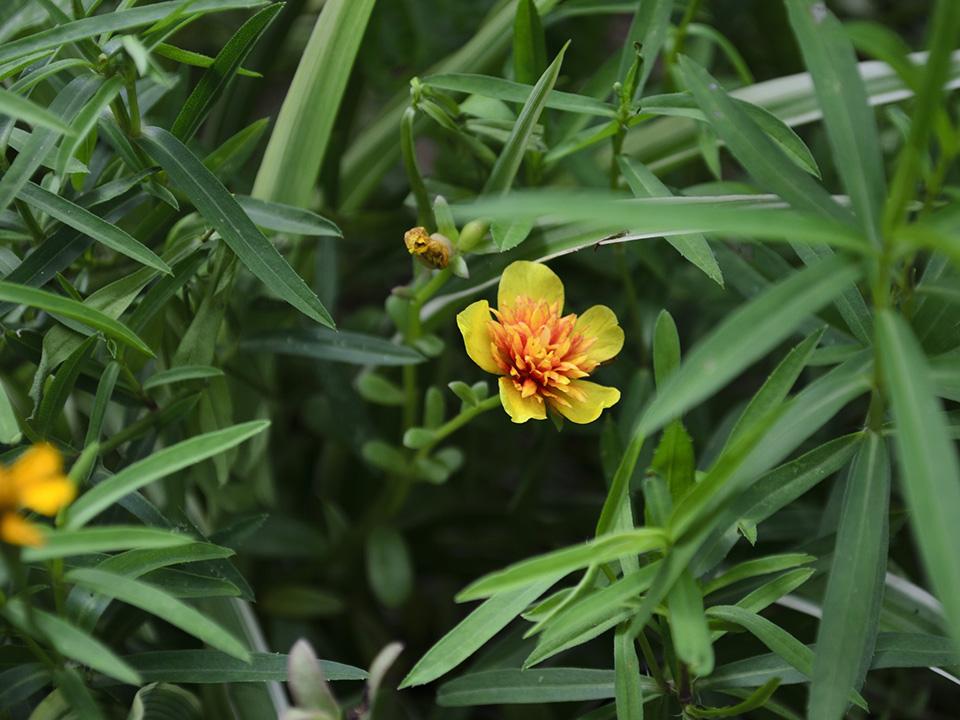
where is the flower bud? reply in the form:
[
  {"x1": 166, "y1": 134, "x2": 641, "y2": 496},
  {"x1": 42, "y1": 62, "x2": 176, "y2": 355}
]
[
  {"x1": 404, "y1": 226, "x2": 452, "y2": 269},
  {"x1": 457, "y1": 220, "x2": 488, "y2": 252}
]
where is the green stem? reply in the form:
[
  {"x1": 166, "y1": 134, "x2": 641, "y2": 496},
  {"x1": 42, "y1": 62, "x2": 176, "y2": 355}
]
[
  {"x1": 125, "y1": 80, "x2": 142, "y2": 138},
  {"x1": 637, "y1": 629, "x2": 669, "y2": 694},
  {"x1": 415, "y1": 394, "x2": 500, "y2": 458}
]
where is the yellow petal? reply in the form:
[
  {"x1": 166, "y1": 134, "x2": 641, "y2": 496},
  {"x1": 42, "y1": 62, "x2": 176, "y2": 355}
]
[
  {"x1": 0, "y1": 512, "x2": 44, "y2": 547},
  {"x1": 498, "y1": 377, "x2": 547, "y2": 424},
  {"x1": 9, "y1": 443, "x2": 63, "y2": 490},
  {"x1": 457, "y1": 300, "x2": 500, "y2": 374},
  {"x1": 498, "y1": 261, "x2": 563, "y2": 311},
  {"x1": 19, "y1": 478, "x2": 75, "y2": 516},
  {"x1": 575, "y1": 305, "x2": 624, "y2": 364},
  {"x1": 550, "y1": 380, "x2": 620, "y2": 424}
]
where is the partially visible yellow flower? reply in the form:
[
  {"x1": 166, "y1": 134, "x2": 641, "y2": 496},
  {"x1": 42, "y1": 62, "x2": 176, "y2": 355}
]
[
  {"x1": 457, "y1": 261, "x2": 624, "y2": 424},
  {"x1": 405, "y1": 226, "x2": 453, "y2": 269},
  {"x1": 0, "y1": 444, "x2": 75, "y2": 547}
]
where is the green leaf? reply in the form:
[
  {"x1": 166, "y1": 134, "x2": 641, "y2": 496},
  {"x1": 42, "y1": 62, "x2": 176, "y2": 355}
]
[
  {"x1": 171, "y1": 4, "x2": 281, "y2": 142},
  {"x1": 366, "y1": 526, "x2": 413, "y2": 608},
  {"x1": 17, "y1": 182, "x2": 171, "y2": 274},
  {"x1": 0, "y1": 380, "x2": 22, "y2": 444},
  {"x1": 138, "y1": 127, "x2": 334, "y2": 327},
  {"x1": 876, "y1": 309, "x2": 960, "y2": 660},
  {"x1": 703, "y1": 553, "x2": 815, "y2": 596},
  {"x1": 251, "y1": 0, "x2": 375, "y2": 207},
  {"x1": 454, "y1": 192, "x2": 868, "y2": 251},
  {"x1": 809, "y1": 431, "x2": 890, "y2": 720},
  {"x1": 400, "y1": 579, "x2": 554, "y2": 688},
  {"x1": 21, "y1": 527, "x2": 193, "y2": 562},
  {"x1": 669, "y1": 569, "x2": 714, "y2": 676},
  {"x1": 687, "y1": 678, "x2": 781, "y2": 718},
  {"x1": 0, "y1": 281, "x2": 153, "y2": 355},
  {"x1": 619, "y1": 157, "x2": 723, "y2": 285},
  {"x1": 66, "y1": 568, "x2": 250, "y2": 661},
  {"x1": 618, "y1": 0, "x2": 673, "y2": 98},
  {"x1": 614, "y1": 626, "x2": 644, "y2": 720},
  {"x1": 119, "y1": 650, "x2": 367, "y2": 684},
  {"x1": 241, "y1": 328, "x2": 425, "y2": 366},
  {"x1": 127, "y1": 683, "x2": 201, "y2": 720},
  {"x1": 528, "y1": 563, "x2": 661, "y2": 667},
  {"x1": 483, "y1": 42, "x2": 568, "y2": 194},
  {"x1": 52, "y1": 667, "x2": 105, "y2": 720},
  {"x1": 0, "y1": 0, "x2": 268, "y2": 65},
  {"x1": 65, "y1": 421, "x2": 269, "y2": 528},
  {"x1": 653, "y1": 309, "x2": 681, "y2": 386},
  {"x1": 458, "y1": 529, "x2": 666, "y2": 602},
  {"x1": 423, "y1": 74, "x2": 615, "y2": 117},
  {"x1": 707, "y1": 605, "x2": 815, "y2": 682},
  {"x1": 142, "y1": 365, "x2": 225, "y2": 391},
  {"x1": 636, "y1": 255, "x2": 860, "y2": 441},
  {"x1": 786, "y1": 0, "x2": 886, "y2": 245},
  {"x1": 513, "y1": 0, "x2": 547, "y2": 85},
  {"x1": 646, "y1": 92, "x2": 822, "y2": 177},
  {"x1": 677, "y1": 56, "x2": 850, "y2": 225},
  {"x1": 0, "y1": 664, "x2": 50, "y2": 709},
  {"x1": 36, "y1": 334, "x2": 97, "y2": 437},
  {"x1": 721, "y1": 327, "x2": 824, "y2": 454},
  {"x1": 0, "y1": 86, "x2": 73, "y2": 134},
  {"x1": 437, "y1": 668, "x2": 656, "y2": 707},
  {"x1": 54, "y1": 76, "x2": 123, "y2": 178},
  {"x1": 0, "y1": 76, "x2": 97, "y2": 214},
  {"x1": 1, "y1": 599, "x2": 140, "y2": 684},
  {"x1": 234, "y1": 196, "x2": 342, "y2": 237}
]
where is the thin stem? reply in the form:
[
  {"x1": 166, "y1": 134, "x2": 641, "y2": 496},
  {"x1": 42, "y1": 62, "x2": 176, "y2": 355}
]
[
  {"x1": 125, "y1": 80, "x2": 142, "y2": 138},
  {"x1": 637, "y1": 629, "x2": 669, "y2": 694},
  {"x1": 416, "y1": 394, "x2": 501, "y2": 458}
]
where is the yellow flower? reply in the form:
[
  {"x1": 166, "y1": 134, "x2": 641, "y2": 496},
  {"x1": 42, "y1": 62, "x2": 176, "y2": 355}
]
[
  {"x1": 0, "y1": 444, "x2": 75, "y2": 547},
  {"x1": 457, "y1": 261, "x2": 624, "y2": 424}
]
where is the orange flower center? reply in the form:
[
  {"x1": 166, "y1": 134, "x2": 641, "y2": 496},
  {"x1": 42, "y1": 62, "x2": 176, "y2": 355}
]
[{"x1": 488, "y1": 296, "x2": 598, "y2": 407}]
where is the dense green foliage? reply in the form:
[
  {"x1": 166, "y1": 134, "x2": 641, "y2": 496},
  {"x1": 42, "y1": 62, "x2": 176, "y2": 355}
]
[{"x1": 0, "y1": 0, "x2": 959, "y2": 718}]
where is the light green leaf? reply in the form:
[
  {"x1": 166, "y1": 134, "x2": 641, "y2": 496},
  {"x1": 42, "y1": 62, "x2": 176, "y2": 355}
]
[
  {"x1": 457, "y1": 529, "x2": 667, "y2": 601},
  {"x1": 422, "y1": 73, "x2": 614, "y2": 117},
  {"x1": 54, "y1": 76, "x2": 123, "y2": 178},
  {"x1": 0, "y1": 86, "x2": 73, "y2": 134},
  {"x1": 636, "y1": 255, "x2": 860, "y2": 441},
  {"x1": 669, "y1": 569, "x2": 714, "y2": 676},
  {"x1": 119, "y1": 650, "x2": 367, "y2": 684},
  {"x1": 234, "y1": 196, "x2": 342, "y2": 237},
  {"x1": 786, "y1": 0, "x2": 886, "y2": 245},
  {"x1": 809, "y1": 431, "x2": 890, "y2": 720},
  {"x1": 401, "y1": 579, "x2": 553, "y2": 688},
  {"x1": 142, "y1": 365, "x2": 225, "y2": 391},
  {"x1": 619, "y1": 157, "x2": 723, "y2": 285},
  {"x1": 876, "y1": 309, "x2": 960, "y2": 661},
  {"x1": 252, "y1": 0, "x2": 375, "y2": 207},
  {"x1": 0, "y1": 0, "x2": 268, "y2": 65},
  {"x1": 139, "y1": 127, "x2": 333, "y2": 327},
  {"x1": 21, "y1": 527, "x2": 193, "y2": 562},
  {"x1": 65, "y1": 421, "x2": 270, "y2": 527},
  {"x1": 704, "y1": 553, "x2": 815, "y2": 596},
  {"x1": 614, "y1": 626, "x2": 644, "y2": 719},
  {"x1": 66, "y1": 568, "x2": 250, "y2": 661},
  {"x1": 0, "y1": 281, "x2": 153, "y2": 355},
  {"x1": 483, "y1": 42, "x2": 568, "y2": 195}
]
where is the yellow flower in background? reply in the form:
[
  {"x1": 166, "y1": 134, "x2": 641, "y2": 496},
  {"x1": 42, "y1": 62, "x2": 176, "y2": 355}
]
[
  {"x1": 457, "y1": 261, "x2": 623, "y2": 424},
  {"x1": 0, "y1": 444, "x2": 75, "y2": 546}
]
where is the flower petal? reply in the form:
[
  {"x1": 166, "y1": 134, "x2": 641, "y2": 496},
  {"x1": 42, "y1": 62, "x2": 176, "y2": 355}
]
[
  {"x1": 0, "y1": 512, "x2": 44, "y2": 547},
  {"x1": 550, "y1": 380, "x2": 620, "y2": 424},
  {"x1": 10, "y1": 443, "x2": 62, "y2": 490},
  {"x1": 498, "y1": 261, "x2": 563, "y2": 311},
  {"x1": 457, "y1": 300, "x2": 500, "y2": 374},
  {"x1": 19, "y1": 478, "x2": 75, "y2": 516},
  {"x1": 575, "y1": 305, "x2": 624, "y2": 364},
  {"x1": 499, "y1": 377, "x2": 547, "y2": 423}
]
